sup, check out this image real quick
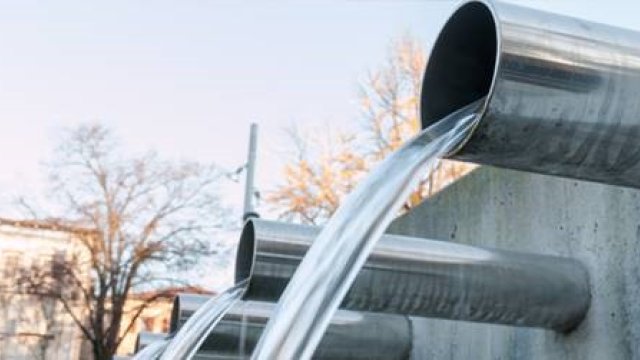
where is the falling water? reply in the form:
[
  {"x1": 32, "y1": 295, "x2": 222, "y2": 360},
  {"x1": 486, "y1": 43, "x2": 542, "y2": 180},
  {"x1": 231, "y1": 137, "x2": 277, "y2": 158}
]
[
  {"x1": 159, "y1": 280, "x2": 248, "y2": 360},
  {"x1": 131, "y1": 338, "x2": 170, "y2": 360},
  {"x1": 250, "y1": 99, "x2": 484, "y2": 360}
]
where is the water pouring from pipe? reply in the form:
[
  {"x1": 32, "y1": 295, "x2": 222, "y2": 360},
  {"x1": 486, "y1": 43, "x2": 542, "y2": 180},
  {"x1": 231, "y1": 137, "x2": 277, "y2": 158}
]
[
  {"x1": 160, "y1": 280, "x2": 247, "y2": 360},
  {"x1": 131, "y1": 338, "x2": 170, "y2": 360},
  {"x1": 167, "y1": 295, "x2": 412, "y2": 360},
  {"x1": 124, "y1": 0, "x2": 640, "y2": 357},
  {"x1": 251, "y1": 99, "x2": 485, "y2": 359}
]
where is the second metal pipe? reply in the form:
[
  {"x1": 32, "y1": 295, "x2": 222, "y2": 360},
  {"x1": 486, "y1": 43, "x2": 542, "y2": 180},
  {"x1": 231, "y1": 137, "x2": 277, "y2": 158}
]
[{"x1": 236, "y1": 219, "x2": 590, "y2": 331}]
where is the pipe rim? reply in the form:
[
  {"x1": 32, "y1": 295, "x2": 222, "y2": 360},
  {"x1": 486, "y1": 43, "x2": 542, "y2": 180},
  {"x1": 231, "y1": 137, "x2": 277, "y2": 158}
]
[
  {"x1": 169, "y1": 296, "x2": 181, "y2": 333},
  {"x1": 235, "y1": 219, "x2": 256, "y2": 287},
  {"x1": 134, "y1": 333, "x2": 143, "y2": 352},
  {"x1": 419, "y1": 0, "x2": 501, "y2": 155}
]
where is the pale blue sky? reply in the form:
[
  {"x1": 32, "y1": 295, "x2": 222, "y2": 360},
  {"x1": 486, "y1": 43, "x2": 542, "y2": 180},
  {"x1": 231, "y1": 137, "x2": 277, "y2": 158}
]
[{"x1": 1, "y1": 0, "x2": 640, "y2": 219}]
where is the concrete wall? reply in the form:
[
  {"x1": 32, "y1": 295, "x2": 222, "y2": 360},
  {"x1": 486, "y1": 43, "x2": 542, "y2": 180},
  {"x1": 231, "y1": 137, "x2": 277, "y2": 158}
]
[{"x1": 389, "y1": 166, "x2": 640, "y2": 360}]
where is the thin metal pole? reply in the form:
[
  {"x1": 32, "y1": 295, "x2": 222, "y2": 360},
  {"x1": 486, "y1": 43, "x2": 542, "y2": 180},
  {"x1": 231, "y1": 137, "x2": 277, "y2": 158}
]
[{"x1": 243, "y1": 123, "x2": 259, "y2": 221}]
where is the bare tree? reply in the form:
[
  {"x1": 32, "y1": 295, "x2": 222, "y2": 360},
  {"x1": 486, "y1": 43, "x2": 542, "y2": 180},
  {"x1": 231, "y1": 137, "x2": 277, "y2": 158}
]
[
  {"x1": 268, "y1": 36, "x2": 475, "y2": 224},
  {"x1": 268, "y1": 127, "x2": 366, "y2": 225},
  {"x1": 18, "y1": 124, "x2": 230, "y2": 359}
]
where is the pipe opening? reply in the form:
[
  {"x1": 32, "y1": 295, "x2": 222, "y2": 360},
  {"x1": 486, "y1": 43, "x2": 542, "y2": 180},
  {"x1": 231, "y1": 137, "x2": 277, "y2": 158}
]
[
  {"x1": 235, "y1": 220, "x2": 256, "y2": 285},
  {"x1": 134, "y1": 333, "x2": 143, "y2": 352},
  {"x1": 420, "y1": 1, "x2": 498, "y2": 129},
  {"x1": 169, "y1": 296, "x2": 180, "y2": 333}
]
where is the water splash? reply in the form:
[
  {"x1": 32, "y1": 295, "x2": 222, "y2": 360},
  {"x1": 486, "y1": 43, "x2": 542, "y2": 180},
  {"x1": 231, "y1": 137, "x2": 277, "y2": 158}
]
[
  {"x1": 131, "y1": 338, "x2": 169, "y2": 360},
  {"x1": 160, "y1": 280, "x2": 248, "y2": 360},
  {"x1": 250, "y1": 99, "x2": 484, "y2": 360}
]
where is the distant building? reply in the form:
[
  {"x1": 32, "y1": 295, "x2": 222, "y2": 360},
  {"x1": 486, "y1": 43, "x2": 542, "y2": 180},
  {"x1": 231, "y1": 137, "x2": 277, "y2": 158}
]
[
  {"x1": 0, "y1": 218, "x2": 93, "y2": 360},
  {"x1": 0, "y1": 218, "x2": 215, "y2": 359}
]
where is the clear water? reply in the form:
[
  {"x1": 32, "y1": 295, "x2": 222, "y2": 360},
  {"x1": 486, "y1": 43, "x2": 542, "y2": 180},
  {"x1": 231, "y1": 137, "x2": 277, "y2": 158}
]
[
  {"x1": 159, "y1": 280, "x2": 248, "y2": 360},
  {"x1": 131, "y1": 338, "x2": 169, "y2": 360},
  {"x1": 250, "y1": 99, "x2": 484, "y2": 360}
]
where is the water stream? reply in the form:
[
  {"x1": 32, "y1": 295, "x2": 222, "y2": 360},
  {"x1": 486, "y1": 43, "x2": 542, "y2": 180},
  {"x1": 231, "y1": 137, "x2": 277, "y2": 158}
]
[
  {"x1": 131, "y1": 338, "x2": 170, "y2": 360},
  {"x1": 158, "y1": 280, "x2": 248, "y2": 360},
  {"x1": 250, "y1": 99, "x2": 484, "y2": 360}
]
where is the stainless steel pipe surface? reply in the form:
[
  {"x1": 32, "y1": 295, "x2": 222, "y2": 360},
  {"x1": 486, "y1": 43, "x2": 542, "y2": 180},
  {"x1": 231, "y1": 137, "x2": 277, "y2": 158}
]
[
  {"x1": 421, "y1": 0, "x2": 640, "y2": 188},
  {"x1": 236, "y1": 219, "x2": 590, "y2": 331},
  {"x1": 167, "y1": 295, "x2": 412, "y2": 360},
  {"x1": 170, "y1": 293, "x2": 210, "y2": 332}
]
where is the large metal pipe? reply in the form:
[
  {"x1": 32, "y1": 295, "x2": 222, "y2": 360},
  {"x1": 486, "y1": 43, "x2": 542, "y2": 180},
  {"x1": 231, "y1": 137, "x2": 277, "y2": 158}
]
[
  {"x1": 165, "y1": 296, "x2": 411, "y2": 360},
  {"x1": 420, "y1": 0, "x2": 640, "y2": 188},
  {"x1": 236, "y1": 219, "x2": 590, "y2": 331}
]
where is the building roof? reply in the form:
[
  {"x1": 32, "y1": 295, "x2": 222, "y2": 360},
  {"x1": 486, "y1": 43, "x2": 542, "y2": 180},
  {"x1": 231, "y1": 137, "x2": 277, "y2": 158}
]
[
  {"x1": 130, "y1": 286, "x2": 216, "y2": 302},
  {"x1": 0, "y1": 217, "x2": 97, "y2": 236}
]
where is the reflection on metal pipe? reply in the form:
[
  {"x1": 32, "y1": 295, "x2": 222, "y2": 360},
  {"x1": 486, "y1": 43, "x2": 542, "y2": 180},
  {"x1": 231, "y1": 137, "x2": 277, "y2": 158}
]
[
  {"x1": 162, "y1": 297, "x2": 411, "y2": 360},
  {"x1": 420, "y1": 0, "x2": 640, "y2": 188},
  {"x1": 236, "y1": 219, "x2": 590, "y2": 331}
]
